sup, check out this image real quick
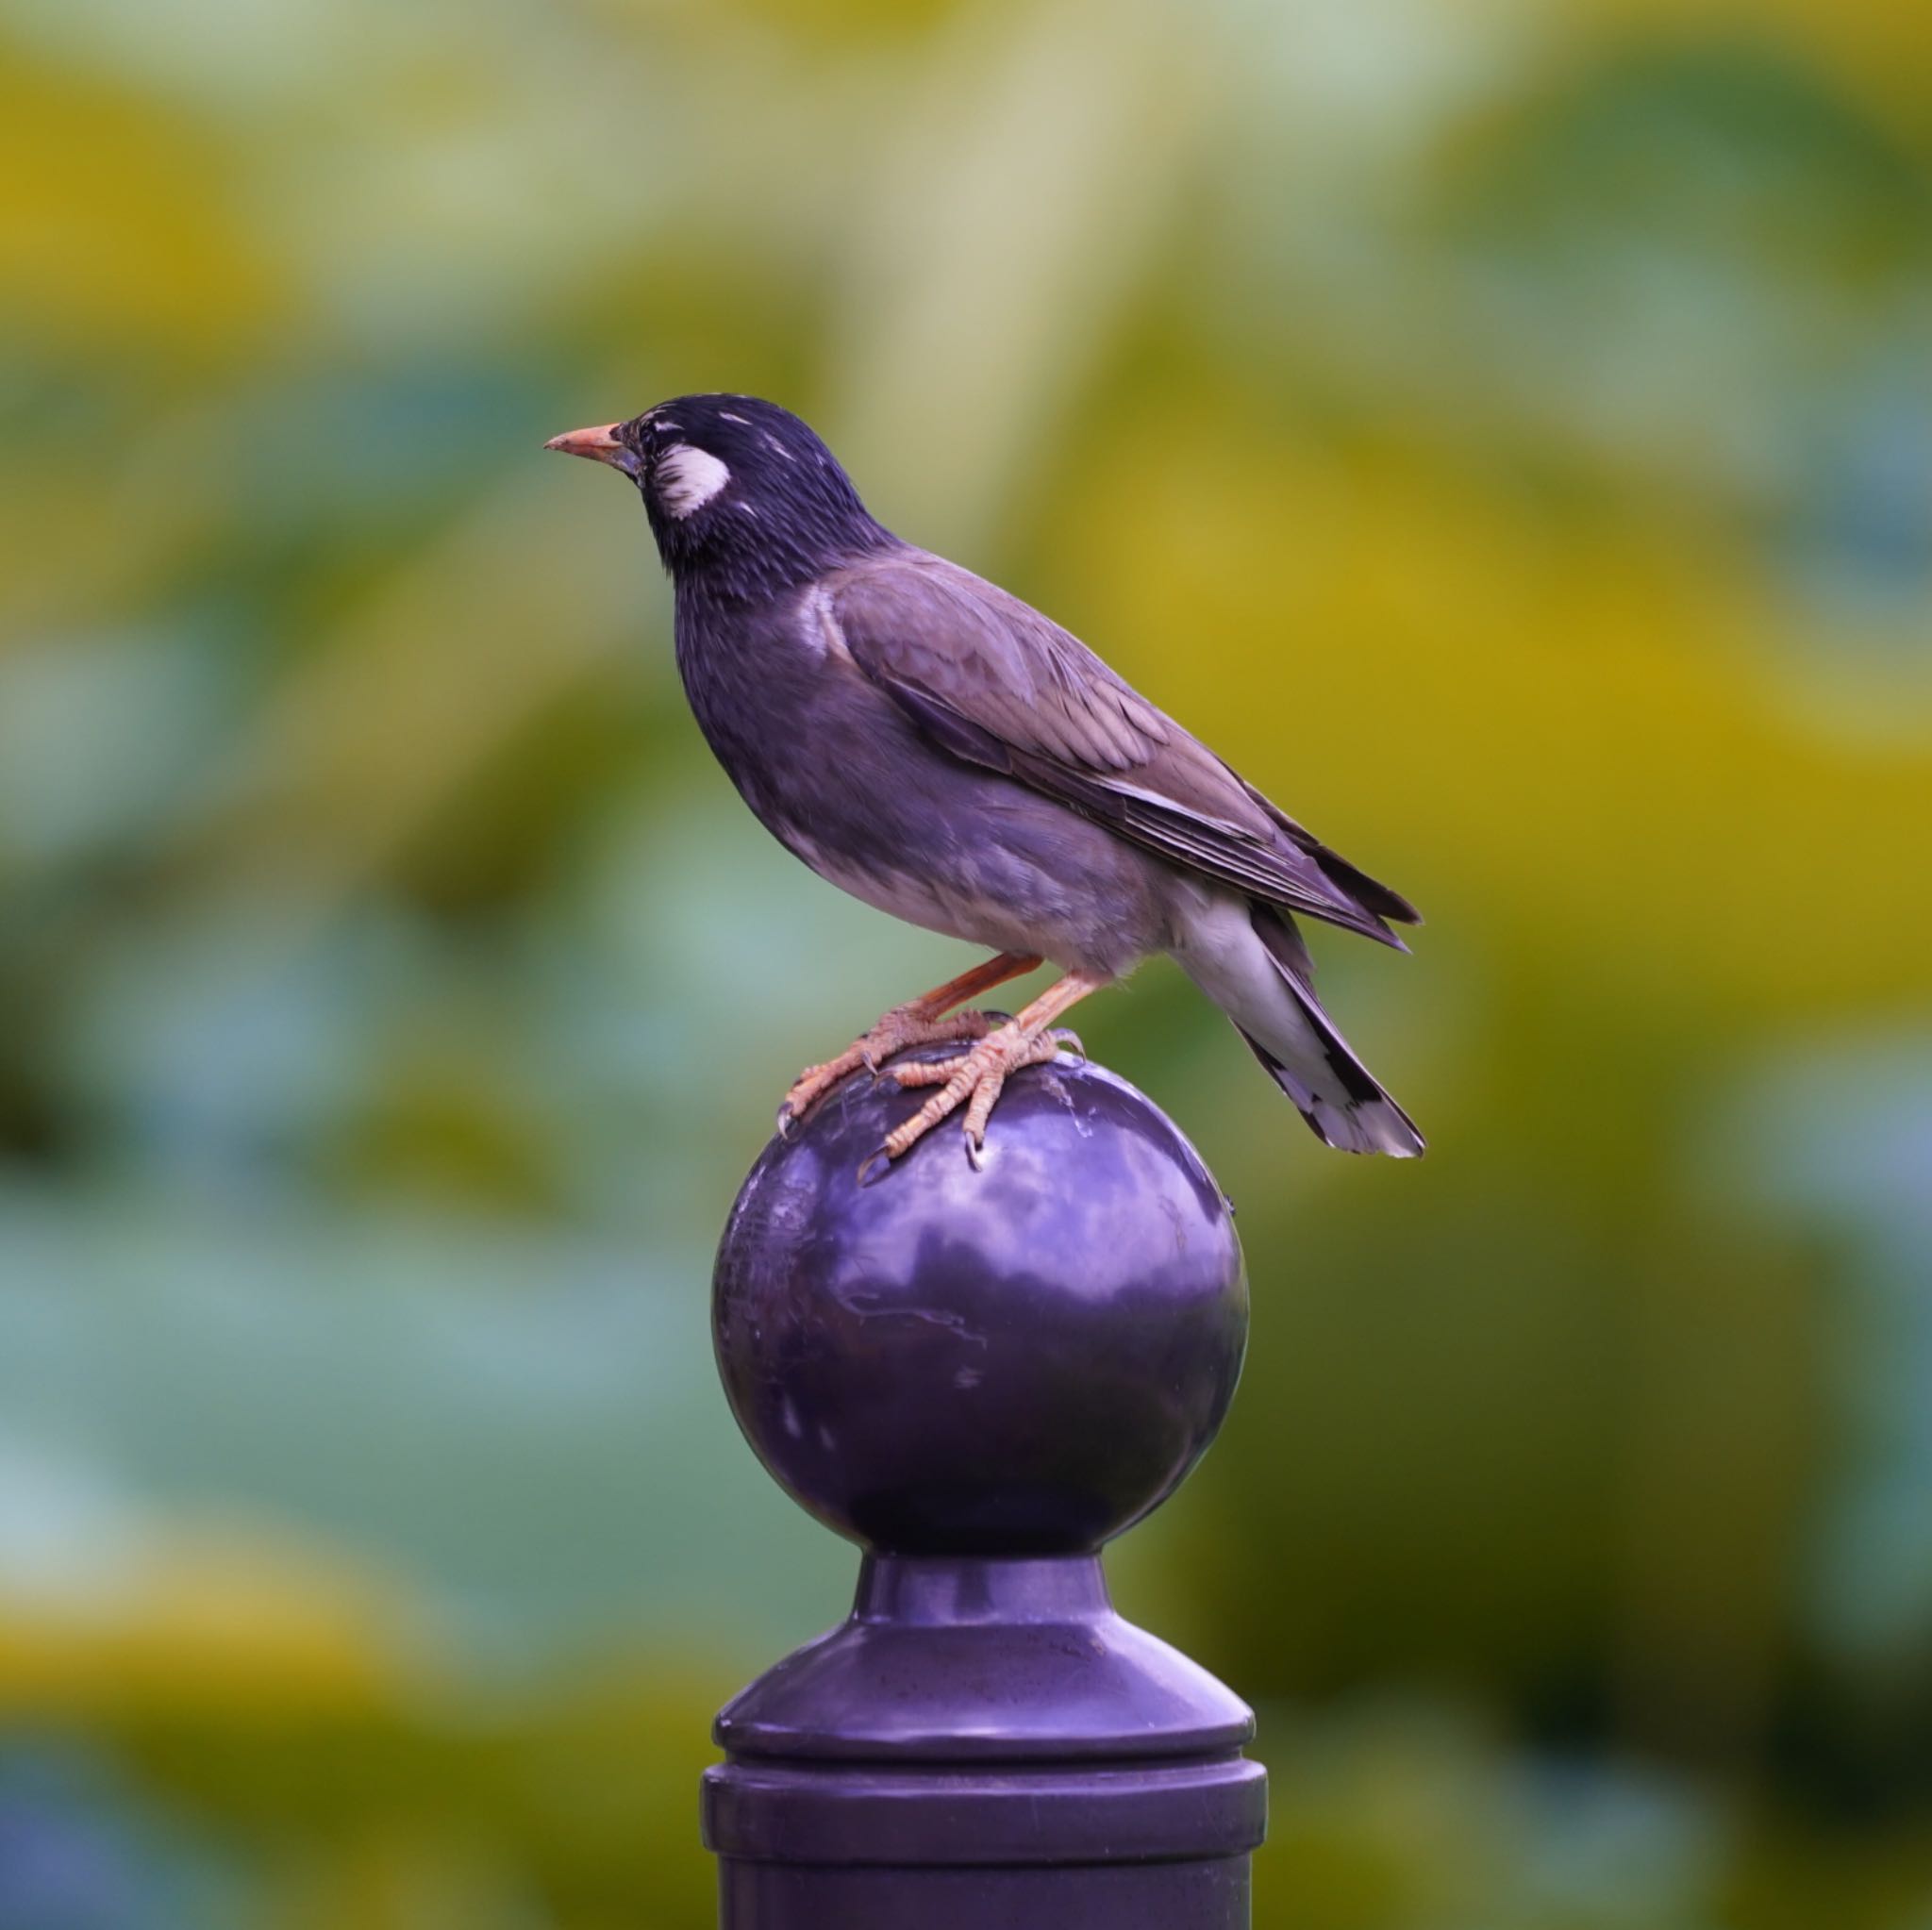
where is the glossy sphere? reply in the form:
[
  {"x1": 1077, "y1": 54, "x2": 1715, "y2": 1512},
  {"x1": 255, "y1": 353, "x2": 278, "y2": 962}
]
[{"x1": 713, "y1": 1048, "x2": 1247, "y2": 1555}]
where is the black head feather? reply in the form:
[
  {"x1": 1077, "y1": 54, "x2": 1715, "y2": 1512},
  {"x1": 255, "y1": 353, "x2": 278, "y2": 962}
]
[{"x1": 613, "y1": 395, "x2": 894, "y2": 598}]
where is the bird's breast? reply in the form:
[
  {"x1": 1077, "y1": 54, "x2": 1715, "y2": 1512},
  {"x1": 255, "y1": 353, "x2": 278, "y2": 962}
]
[
  {"x1": 675, "y1": 588, "x2": 826, "y2": 767},
  {"x1": 671, "y1": 583, "x2": 1167, "y2": 973}
]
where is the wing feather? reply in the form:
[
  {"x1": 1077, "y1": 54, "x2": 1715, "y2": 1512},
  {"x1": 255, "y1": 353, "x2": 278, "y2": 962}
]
[{"x1": 829, "y1": 554, "x2": 1417, "y2": 945}]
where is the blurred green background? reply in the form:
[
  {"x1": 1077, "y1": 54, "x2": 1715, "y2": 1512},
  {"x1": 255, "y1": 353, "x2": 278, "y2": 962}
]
[{"x1": 3, "y1": 0, "x2": 1930, "y2": 1923}]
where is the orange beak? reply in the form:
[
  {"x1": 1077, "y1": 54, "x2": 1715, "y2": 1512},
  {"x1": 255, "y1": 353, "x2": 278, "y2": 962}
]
[{"x1": 544, "y1": 422, "x2": 636, "y2": 472}]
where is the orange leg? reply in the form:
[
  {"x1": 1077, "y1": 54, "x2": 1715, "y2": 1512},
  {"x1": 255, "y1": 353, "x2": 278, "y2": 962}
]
[
  {"x1": 778, "y1": 951, "x2": 1042, "y2": 1132},
  {"x1": 879, "y1": 969, "x2": 1110, "y2": 1168}
]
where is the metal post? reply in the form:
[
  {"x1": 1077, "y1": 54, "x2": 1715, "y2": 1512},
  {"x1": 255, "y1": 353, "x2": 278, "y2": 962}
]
[{"x1": 703, "y1": 1048, "x2": 1266, "y2": 1927}]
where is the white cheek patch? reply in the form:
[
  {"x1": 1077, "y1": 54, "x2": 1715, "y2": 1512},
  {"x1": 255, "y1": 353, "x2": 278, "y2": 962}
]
[{"x1": 655, "y1": 444, "x2": 731, "y2": 518}]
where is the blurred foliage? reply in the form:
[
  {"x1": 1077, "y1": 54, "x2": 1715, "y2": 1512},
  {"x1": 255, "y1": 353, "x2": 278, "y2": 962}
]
[{"x1": 2, "y1": 0, "x2": 1930, "y2": 1923}]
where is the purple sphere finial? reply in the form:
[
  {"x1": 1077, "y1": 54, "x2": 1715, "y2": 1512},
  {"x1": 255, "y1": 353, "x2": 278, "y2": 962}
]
[
  {"x1": 713, "y1": 1047, "x2": 1248, "y2": 1555},
  {"x1": 704, "y1": 1050, "x2": 1266, "y2": 1929}
]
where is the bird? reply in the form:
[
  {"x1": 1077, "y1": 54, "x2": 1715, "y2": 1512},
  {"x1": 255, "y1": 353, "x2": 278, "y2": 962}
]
[{"x1": 546, "y1": 393, "x2": 1424, "y2": 1169}]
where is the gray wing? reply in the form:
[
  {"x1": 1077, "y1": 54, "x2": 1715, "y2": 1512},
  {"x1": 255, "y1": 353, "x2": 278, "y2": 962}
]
[{"x1": 828, "y1": 554, "x2": 1419, "y2": 946}]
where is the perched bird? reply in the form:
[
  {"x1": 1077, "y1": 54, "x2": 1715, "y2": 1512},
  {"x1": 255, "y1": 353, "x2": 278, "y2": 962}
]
[{"x1": 547, "y1": 394, "x2": 1423, "y2": 1166}]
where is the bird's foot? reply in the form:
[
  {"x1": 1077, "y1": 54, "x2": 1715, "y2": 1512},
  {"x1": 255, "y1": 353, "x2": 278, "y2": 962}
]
[
  {"x1": 778, "y1": 1005, "x2": 998, "y2": 1135},
  {"x1": 875, "y1": 1022, "x2": 1085, "y2": 1170}
]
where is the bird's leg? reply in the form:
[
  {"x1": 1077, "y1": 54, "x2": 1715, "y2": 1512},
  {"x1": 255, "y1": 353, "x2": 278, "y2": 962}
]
[
  {"x1": 778, "y1": 951, "x2": 1042, "y2": 1132},
  {"x1": 879, "y1": 970, "x2": 1110, "y2": 1167}
]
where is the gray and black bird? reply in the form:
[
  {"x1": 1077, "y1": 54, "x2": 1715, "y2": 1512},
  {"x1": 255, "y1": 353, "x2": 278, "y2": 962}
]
[{"x1": 548, "y1": 393, "x2": 1424, "y2": 1166}]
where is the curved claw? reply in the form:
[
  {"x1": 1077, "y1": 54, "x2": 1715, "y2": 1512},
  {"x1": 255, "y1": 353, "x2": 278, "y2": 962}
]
[
  {"x1": 870, "y1": 1045, "x2": 915, "y2": 1088},
  {"x1": 856, "y1": 1146, "x2": 894, "y2": 1188},
  {"x1": 1050, "y1": 1027, "x2": 1086, "y2": 1063},
  {"x1": 774, "y1": 1102, "x2": 797, "y2": 1140}
]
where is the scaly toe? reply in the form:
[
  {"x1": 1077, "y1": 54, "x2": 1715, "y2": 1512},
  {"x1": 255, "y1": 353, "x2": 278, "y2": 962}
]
[
  {"x1": 876, "y1": 1023, "x2": 1074, "y2": 1169},
  {"x1": 884, "y1": 1051, "x2": 974, "y2": 1090},
  {"x1": 779, "y1": 1054, "x2": 858, "y2": 1130},
  {"x1": 880, "y1": 1043, "x2": 994, "y2": 1160},
  {"x1": 861, "y1": 1007, "x2": 990, "y2": 1075},
  {"x1": 782, "y1": 1009, "x2": 998, "y2": 1130},
  {"x1": 960, "y1": 1029, "x2": 1080, "y2": 1154}
]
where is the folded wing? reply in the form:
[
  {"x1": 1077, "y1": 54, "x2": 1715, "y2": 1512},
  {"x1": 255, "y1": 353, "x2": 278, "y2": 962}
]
[{"x1": 829, "y1": 553, "x2": 1419, "y2": 947}]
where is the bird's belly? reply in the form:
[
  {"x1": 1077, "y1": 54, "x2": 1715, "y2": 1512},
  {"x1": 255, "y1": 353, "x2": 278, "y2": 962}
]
[
  {"x1": 762, "y1": 768, "x2": 1170, "y2": 976},
  {"x1": 780, "y1": 826, "x2": 1039, "y2": 953}
]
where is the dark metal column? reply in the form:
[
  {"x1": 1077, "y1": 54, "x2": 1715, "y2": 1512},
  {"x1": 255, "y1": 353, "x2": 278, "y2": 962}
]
[{"x1": 703, "y1": 1047, "x2": 1265, "y2": 1927}]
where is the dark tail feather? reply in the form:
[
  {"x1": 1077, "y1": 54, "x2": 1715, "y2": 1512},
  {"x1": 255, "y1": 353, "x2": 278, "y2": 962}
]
[
  {"x1": 1241, "y1": 907, "x2": 1425, "y2": 1157},
  {"x1": 1236, "y1": 1013, "x2": 1425, "y2": 1156}
]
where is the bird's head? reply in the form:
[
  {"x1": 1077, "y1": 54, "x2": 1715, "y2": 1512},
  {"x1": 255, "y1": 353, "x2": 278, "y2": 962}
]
[{"x1": 545, "y1": 393, "x2": 890, "y2": 593}]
